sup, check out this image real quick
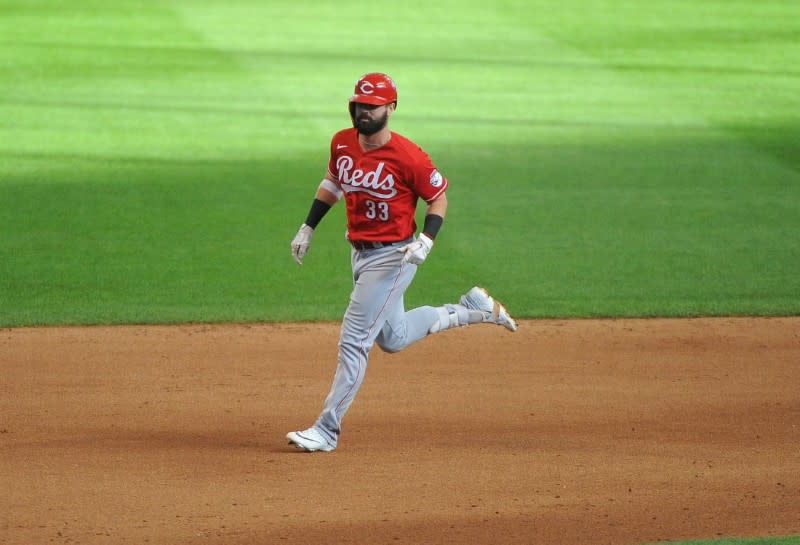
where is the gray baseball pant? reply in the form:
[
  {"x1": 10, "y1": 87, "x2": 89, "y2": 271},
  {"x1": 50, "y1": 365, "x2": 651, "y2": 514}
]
[{"x1": 313, "y1": 243, "x2": 440, "y2": 447}]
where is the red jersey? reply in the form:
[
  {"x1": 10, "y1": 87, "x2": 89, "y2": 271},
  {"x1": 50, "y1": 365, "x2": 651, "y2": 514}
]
[{"x1": 325, "y1": 128, "x2": 448, "y2": 242}]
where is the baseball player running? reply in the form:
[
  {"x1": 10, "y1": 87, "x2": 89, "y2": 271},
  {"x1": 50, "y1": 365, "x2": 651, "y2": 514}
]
[{"x1": 287, "y1": 72, "x2": 517, "y2": 452}]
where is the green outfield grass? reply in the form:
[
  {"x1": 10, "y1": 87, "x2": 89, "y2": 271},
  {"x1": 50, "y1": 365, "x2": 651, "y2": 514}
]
[
  {"x1": 2, "y1": 0, "x2": 800, "y2": 326},
  {"x1": 648, "y1": 537, "x2": 800, "y2": 545}
]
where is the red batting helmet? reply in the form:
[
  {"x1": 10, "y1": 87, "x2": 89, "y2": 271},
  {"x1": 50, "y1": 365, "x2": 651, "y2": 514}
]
[{"x1": 349, "y1": 72, "x2": 397, "y2": 106}]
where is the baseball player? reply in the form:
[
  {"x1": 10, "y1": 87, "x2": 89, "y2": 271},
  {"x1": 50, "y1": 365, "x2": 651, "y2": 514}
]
[{"x1": 287, "y1": 72, "x2": 517, "y2": 452}]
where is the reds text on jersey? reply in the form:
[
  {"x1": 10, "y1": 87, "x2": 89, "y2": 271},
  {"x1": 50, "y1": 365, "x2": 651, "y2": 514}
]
[{"x1": 325, "y1": 128, "x2": 448, "y2": 242}]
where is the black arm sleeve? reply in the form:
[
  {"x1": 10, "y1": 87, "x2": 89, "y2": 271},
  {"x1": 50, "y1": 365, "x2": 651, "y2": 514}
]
[
  {"x1": 305, "y1": 199, "x2": 332, "y2": 229},
  {"x1": 422, "y1": 214, "x2": 444, "y2": 240}
]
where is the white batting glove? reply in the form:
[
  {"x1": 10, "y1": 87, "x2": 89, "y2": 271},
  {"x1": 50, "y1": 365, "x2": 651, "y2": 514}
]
[
  {"x1": 397, "y1": 234, "x2": 433, "y2": 265},
  {"x1": 291, "y1": 223, "x2": 314, "y2": 265}
]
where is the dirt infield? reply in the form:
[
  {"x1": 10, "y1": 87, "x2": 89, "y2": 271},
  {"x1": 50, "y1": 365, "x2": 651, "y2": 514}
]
[{"x1": 2, "y1": 318, "x2": 798, "y2": 545}]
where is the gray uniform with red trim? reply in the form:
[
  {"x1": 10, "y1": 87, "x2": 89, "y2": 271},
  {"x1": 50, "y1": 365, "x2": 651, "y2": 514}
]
[{"x1": 312, "y1": 127, "x2": 447, "y2": 447}]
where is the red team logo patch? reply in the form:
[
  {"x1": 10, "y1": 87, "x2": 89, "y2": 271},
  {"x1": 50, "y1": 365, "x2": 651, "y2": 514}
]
[{"x1": 359, "y1": 81, "x2": 374, "y2": 95}]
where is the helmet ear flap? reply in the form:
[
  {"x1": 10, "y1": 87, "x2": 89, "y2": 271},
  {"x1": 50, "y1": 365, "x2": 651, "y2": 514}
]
[{"x1": 349, "y1": 102, "x2": 357, "y2": 127}]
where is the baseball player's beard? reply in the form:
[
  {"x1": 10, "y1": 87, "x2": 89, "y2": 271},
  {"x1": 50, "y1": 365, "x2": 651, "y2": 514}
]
[{"x1": 355, "y1": 111, "x2": 389, "y2": 136}]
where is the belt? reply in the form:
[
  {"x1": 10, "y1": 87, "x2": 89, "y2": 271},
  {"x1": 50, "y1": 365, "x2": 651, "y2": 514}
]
[{"x1": 349, "y1": 237, "x2": 413, "y2": 251}]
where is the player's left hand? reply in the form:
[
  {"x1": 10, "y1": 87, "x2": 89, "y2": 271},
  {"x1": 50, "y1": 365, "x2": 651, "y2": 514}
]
[{"x1": 397, "y1": 234, "x2": 433, "y2": 265}]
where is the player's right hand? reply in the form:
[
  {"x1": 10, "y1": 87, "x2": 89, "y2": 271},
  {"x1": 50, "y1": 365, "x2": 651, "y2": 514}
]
[{"x1": 291, "y1": 223, "x2": 314, "y2": 265}]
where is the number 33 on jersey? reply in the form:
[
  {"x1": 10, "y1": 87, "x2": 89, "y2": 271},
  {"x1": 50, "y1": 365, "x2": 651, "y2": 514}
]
[{"x1": 325, "y1": 127, "x2": 448, "y2": 242}]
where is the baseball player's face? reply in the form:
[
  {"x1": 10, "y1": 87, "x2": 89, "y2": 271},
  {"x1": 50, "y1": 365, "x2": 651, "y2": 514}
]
[{"x1": 354, "y1": 103, "x2": 393, "y2": 136}]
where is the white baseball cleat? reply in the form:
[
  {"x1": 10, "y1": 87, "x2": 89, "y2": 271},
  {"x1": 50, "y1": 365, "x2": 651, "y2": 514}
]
[
  {"x1": 287, "y1": 427, "x2": 335, "y2": 452},
  {"x1": 459, "y1": 286, "x2": 518, "y2": 332}
]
